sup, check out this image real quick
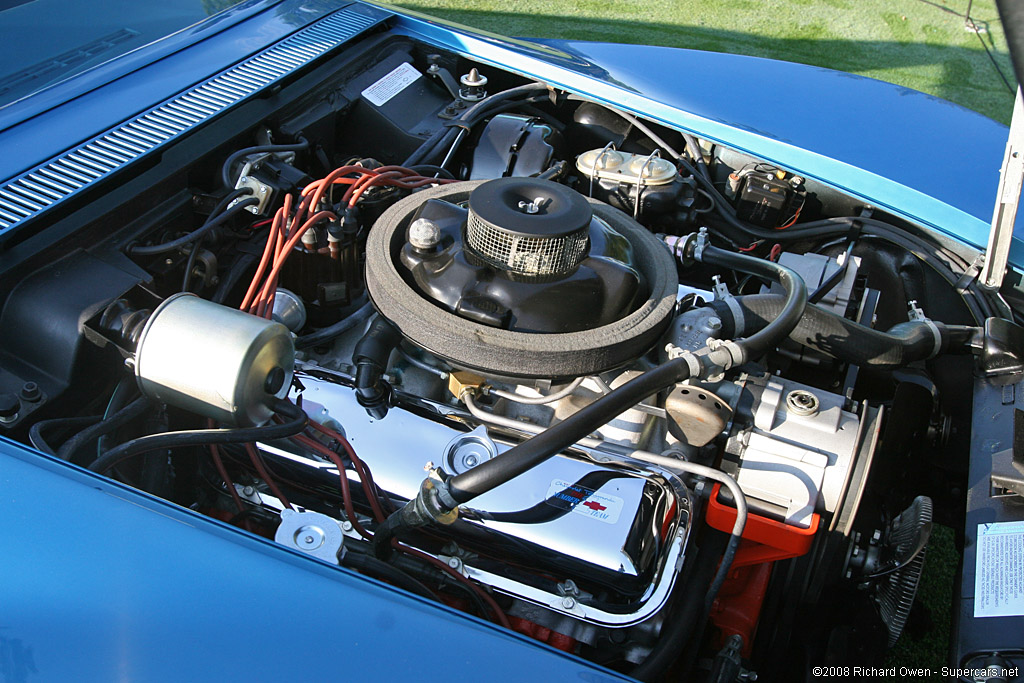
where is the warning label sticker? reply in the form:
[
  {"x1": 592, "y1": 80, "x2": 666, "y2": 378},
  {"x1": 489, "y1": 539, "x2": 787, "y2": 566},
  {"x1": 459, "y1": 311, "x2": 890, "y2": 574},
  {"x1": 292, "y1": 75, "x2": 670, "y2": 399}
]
[
  {"x1": 545, "y1": 479, "x2": 623, "y2": 525},
  {"x1": 360, "y1": 62, "x2": 421, "y2": 107},
  {"x1": 974, "y1": 520, "x2": 1024, "y2": 618}
]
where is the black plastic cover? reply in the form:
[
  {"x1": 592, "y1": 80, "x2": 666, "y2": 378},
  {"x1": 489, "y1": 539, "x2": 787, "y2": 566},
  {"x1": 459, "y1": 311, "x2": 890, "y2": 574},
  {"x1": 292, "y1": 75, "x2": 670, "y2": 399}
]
[
  {"x1": 469, "y1": 114, "x2": 559, "y2": 179},
  {"x1": 399, "y1": 198, "x2": 644, "y2": 333},
  {"x1": 0, "y1": 250, "x2": 145, "y2": 421},
  {"x1": 980, "y1": 317, "x2": 1024, "y2": 379},
  {"x1": 343, "y1": 49, "x2": 450, "y2": 163},
  {"x1": 737, "y1": 173, "x2": 790, "y2": 228}
]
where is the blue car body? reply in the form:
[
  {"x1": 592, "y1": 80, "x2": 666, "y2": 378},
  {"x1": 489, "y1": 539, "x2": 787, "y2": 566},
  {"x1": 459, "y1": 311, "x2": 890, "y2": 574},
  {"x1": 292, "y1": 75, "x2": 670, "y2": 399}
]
[{"x1": 0, "y1": 1, "x2": 1018, "y2": 679}]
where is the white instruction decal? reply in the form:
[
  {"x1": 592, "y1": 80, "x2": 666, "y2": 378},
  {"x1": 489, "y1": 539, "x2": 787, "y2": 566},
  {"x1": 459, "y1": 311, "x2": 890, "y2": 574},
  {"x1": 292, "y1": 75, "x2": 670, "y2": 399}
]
[
  {"x1": 974, "y1": 520, "x2": 1024, "y2": 617},
  {"x1": 361, "y1": 62, "x2": 421, "y2": 107},
  {"x1": 545, "y1": 479, "x2": 623, "y2": 525}
]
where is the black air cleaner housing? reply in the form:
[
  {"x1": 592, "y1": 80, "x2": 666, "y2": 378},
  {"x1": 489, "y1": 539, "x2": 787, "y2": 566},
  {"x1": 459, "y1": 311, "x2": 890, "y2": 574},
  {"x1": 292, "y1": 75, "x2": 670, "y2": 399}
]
[{"x1": 365, "y1": 179, "x2": 677, "y2": 378}]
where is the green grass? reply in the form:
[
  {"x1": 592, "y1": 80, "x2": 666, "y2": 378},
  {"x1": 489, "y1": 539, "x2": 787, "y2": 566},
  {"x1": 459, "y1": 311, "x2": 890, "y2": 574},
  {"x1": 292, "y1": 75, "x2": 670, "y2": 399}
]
[
  {"x1": 386, "y1": 0, "x2": 1016, "y2": 123},
  {"x1": 886, "y1": 524, "x2": 958, "y2": 679}
]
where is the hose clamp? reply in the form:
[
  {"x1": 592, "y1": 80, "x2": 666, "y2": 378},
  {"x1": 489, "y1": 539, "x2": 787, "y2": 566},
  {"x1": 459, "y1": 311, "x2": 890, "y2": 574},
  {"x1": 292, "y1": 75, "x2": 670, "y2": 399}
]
[
  {"x1": 721, "y1": 297, "x2": 745, "y2": 334},
  {"x1": 703, "y1": 339, "x2": 746, "y2": 381},
  {"x1": 924, "y1": 320, "x2": 943, "y2": 358},
  {"x1": 692, "y1": 227, "x2": 710, "y2": 262},
  {"x1": 667, "y1": 346, "x2": 703, "y2": 379},
  {"x1": 435, "y1": 478, "x2": 460, "y2": 512},
  {"x1": 908, "y1": 301, "x2": 942, "y2": 358}
]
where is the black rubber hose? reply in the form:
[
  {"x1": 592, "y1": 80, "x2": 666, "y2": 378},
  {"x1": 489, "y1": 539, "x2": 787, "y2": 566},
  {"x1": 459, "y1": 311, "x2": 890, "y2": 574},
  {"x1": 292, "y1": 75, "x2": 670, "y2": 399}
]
[
  {"x1": 404, "y1": 83, "x2": 550, "y2": 166},
  {"x1": 343, "y1": 552, "x2": 438, "y2": 600},
  {"x1": 29, "y1": 415, "x2": 101, "y2": 456},
  {"x1": 352, "y1": 315, "x2": 402, "y2": 418},
  {"x1": 699, "y1": 245, "x2": 808, "y2": 360},
  {"x1": 409, "y1": 87, "x2": 544, "y2": 163},
  {"x1": 708, "y1": 294, "x2": 979, "y2": 369},
  {"x1": 57, "y1": 396, "x2": 151, "y2": 465},
  {"x1": 631, "y1": 530, "x2": 728, "y2": 682},
  {"x1": 702, "y1": 212, "x2": 996, "y2": 326},
  {"x1": 212, "y1": 252, "x2": 258, "y2": 304},
  {"x1": 87, "y1": 400, "x2": 307, "y2": 474},
  {"x1": 295, "y1": 300, "x2": 374, "y2": 350},
  {"x1": 444, "y1": 242, "x2": 807, "y2": 505},
  {"x1": 682, "y1": 132, "x2": 712, "y2": 183},
  {"x1": 97, "y1": 376, "x2": 136, "y2": 458},
  {"x1": 128, "y1": 192, "x2": 259, "y2": 256},
  {"x1": 446, "y1": 359, "x2": 694, "y2": 503},
  {"x1": 181, "y1": 235, "x2": 205, "y2": 292},
  {"x1": 220, "y1": 140, "x2": 309, "y2": 190},
  {"x1": 406, "y1": 164, "x2": 456, "y2": 180}
]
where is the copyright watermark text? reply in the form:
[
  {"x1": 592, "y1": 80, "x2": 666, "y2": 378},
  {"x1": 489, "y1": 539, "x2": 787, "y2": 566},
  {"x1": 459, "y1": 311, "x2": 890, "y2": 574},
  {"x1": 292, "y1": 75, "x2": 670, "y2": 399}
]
[{"x1": 811, "y1": 665, "x2": 1020, "y2": 678}]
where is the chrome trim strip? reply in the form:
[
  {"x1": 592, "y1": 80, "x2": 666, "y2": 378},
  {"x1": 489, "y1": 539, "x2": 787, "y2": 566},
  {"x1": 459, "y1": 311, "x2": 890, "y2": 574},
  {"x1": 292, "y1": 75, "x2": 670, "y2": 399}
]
[{"x1": 0, "y1": 5, "x2": 388, "y2": 233}]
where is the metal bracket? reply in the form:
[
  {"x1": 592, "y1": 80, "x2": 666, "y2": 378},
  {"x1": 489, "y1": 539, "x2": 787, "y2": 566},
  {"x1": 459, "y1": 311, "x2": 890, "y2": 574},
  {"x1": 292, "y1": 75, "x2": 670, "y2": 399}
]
[
  {"x1": 907, "y1": 300, "x2": 928, "y2": 322},
  {"x1": 711, "y1": 275, "x2": 732, "y2": 301},
  {"x1": 981, "y1": 87, "x2": 1024, "y2": 291}
]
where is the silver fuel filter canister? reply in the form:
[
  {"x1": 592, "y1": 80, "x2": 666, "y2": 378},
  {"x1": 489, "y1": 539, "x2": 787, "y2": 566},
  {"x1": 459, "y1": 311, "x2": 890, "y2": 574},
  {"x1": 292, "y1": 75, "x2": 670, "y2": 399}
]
[{"x1": 133, "y1": 293, "x2": 294, "y2": 426}]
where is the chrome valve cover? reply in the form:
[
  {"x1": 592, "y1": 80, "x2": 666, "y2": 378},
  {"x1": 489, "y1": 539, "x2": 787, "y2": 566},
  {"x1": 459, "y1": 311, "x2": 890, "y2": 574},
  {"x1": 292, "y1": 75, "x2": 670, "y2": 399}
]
[{"x1": 258, "y1": 363, "x2": 692, "y2": 627}]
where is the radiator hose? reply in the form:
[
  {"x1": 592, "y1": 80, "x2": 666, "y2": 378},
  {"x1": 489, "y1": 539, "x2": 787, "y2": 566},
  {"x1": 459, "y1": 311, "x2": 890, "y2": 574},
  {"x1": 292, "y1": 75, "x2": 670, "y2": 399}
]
[{"x1": 707, "y1": 294, "x2": 979, "y2": 369}]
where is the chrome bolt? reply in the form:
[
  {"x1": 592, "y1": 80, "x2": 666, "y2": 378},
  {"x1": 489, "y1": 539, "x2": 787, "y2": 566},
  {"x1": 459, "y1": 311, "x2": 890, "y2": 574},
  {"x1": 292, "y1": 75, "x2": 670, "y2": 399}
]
[
  {"x1": 561, "y1": 596, "x2": 576, "y2": 609},
  {"x1": 408, "y1": 218, "x2": 441, "y2": 250}
]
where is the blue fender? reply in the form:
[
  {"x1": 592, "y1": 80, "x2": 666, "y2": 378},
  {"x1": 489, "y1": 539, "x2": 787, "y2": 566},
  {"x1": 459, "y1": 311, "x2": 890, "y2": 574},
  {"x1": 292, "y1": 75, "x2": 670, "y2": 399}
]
[{"x1": 0, "y1": 436, "x2": 633, "y2": 682}]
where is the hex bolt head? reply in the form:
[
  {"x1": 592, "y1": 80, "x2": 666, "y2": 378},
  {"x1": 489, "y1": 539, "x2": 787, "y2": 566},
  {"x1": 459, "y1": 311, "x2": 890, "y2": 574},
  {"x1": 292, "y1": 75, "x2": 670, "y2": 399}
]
[
  {"x1": 20, "y1": 381, "x2": 41, "y2": 403},
  {"x1": 408, "y1": 218, "x2": 441, "y2": 250}
]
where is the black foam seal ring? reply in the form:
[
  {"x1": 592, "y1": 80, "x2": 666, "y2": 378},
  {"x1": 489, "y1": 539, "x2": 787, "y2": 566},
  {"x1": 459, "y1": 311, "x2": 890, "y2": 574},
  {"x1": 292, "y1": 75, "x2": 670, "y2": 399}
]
[{"x1": 365, "y1": 180, "x2": 678, "y2": 379}]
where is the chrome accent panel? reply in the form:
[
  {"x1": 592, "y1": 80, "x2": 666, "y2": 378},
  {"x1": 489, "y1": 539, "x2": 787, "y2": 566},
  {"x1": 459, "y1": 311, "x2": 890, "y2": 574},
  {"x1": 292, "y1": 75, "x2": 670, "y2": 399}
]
[{"x1": 0, "y1": 5, "x2": 389, "y2": 234}]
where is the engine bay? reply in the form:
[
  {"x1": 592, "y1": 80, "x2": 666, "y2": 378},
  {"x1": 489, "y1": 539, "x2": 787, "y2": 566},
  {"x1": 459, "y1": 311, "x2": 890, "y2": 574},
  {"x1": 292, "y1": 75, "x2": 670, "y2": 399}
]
[{"x1": 1, "y1": 30, "x2": 1020, "y2": 681}]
